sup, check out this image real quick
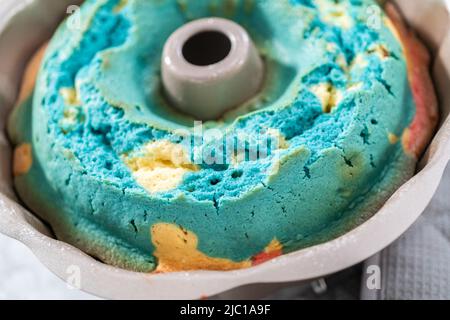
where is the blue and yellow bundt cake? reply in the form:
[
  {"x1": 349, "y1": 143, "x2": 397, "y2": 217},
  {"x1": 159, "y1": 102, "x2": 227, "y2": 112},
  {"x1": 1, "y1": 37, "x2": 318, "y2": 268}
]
[{"x1": 8, "y1": 0, "x2": 438, "y2": 272}]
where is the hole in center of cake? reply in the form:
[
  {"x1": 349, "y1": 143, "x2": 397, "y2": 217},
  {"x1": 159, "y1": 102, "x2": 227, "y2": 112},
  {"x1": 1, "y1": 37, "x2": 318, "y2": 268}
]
[{"x1": 182, "y1": 31, "x2": 232, "y2": 66}]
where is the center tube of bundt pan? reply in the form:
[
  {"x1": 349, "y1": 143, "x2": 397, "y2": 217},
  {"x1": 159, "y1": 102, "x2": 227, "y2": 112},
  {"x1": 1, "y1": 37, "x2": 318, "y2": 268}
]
[{"x1": 161, "y1": 18, "x2": 265, "y2": 121}]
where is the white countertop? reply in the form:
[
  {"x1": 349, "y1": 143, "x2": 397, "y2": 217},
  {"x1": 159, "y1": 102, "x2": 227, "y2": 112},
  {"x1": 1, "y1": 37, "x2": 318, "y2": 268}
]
[{"x1": 0, "y1": 232, "x2": 98, "y2": 300}]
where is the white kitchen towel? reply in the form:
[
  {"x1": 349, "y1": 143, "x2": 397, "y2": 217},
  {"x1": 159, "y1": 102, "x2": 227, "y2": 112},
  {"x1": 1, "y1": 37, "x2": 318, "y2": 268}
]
[{"x1": 362, "y1": 164, "x2": 450, "y2": 300}]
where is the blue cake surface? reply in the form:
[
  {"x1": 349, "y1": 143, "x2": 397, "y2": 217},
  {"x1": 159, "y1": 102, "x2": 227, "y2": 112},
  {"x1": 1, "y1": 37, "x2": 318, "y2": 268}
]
[{"x1": 8, "y1": 0, "x2": 419, "y2": 272}]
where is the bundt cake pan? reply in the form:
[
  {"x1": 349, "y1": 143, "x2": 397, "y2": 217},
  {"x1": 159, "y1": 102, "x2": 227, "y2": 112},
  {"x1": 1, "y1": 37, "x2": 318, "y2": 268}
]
[{"x1": 0, "y1": 0, "x2": 449, "y2": 299}]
